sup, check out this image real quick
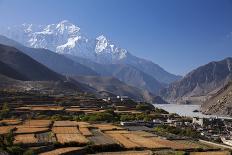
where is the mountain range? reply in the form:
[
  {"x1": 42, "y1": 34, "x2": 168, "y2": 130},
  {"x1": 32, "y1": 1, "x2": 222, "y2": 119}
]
[
  {"x1": 1, "y1": 20, "x2": 232, "y2": 115},
  {"x1": 0, "y1": 41, "x2": 162, "y2": 103},
  {"x1": 0, "y1": 20, "x2": 181, "y2": 86},
  {"x1": 160, "y1": 57, "x2": 232, "y2": 104}
]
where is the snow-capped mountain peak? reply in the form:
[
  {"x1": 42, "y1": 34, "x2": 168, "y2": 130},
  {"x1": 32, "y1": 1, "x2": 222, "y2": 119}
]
[
  {"x1": 55, "y1": 20, "x2": 81, "y2": 34},
  {"x1": 95, "y1": 35, "x2": 108, "y2": 53},
  {"x1": 0, "y1": 20, "x2": 129, "y2": 63}
]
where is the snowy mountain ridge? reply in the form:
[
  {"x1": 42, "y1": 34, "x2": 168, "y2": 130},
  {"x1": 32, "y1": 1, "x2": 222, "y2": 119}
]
[
  {"x1": 1, "y1": 20, "x2": 128, "y2": 63},
  {"x1": 0, "y1": 20, "x2": 181, "y2": 84}
]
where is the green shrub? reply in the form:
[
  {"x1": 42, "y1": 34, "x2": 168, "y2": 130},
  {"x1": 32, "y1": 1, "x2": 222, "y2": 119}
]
[{"x1": 23, "y1": 149, "x2": 35, "y2": 155}]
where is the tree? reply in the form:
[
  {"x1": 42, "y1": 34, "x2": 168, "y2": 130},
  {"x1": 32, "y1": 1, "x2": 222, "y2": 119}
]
[
  {"x1": 0, "y1": 102, "x2": 10, "y2": 119},
  {"x1": 136, "y1": 103, "x2": 151, "y2": 111}
]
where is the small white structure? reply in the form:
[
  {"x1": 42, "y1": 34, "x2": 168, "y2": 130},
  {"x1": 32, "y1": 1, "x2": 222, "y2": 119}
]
[
  {"x1": 221, "y1": 137, "x2": 232, "y2": 147},
  {"x1": 192, "y1": 117, "x2": 205, "y2": 126}
]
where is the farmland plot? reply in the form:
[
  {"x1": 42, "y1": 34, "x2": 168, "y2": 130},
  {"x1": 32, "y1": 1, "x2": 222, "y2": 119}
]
[
  {"x1": 173, "y1": 140, "x2": 209, "y2": 149},
  {"x1": 31, "y1": 106, "x2": 64, "y2": 111},
  {"x1": 23, "y1": 120, "x2": 52, "y2": 128},
  {"x1": 149, "y1": 137, "x2": 197, "y2": 150},
  {"x1": 123, "y1": 133, "x2": 168, "y2": 149},
  {"x1": 94, "y1": 124, "x2": 124, "y2": 131},
  {"x1": 106, "y1": 133, "x2": 140, "y2": 149},
  {"x1": 0, "y1": 119, "x2": 21, "y2": 125},
  {"x1": 88, "y1": 129, "x2": 117, "y2": 146},
  {"x1": 56, "y1": 133, "x2": 89, "y2": 144},
  {"x1": 104, "y1": 130, "x2": 130, "y2": 134},
  {"x1": 190, "y1": 151, "x2": 231, "y2": 155},
  {"x1": 36, "y1": 132, "x2": 56, "y2": 143},
  {"x1": 90, "y1": 150, "x2": 153, "y2": 155},
  {"x1": 39, "y1": 147, "x2": 85, "y2": 155},
  {"x1": 14, "y1": 134, "x2": 38, "y2": 144},
  {"x1": 15, "y1": 127, "x2": 49, "y2": 134},
  {"x1": 52, "y1": 127, "x2": 80, "y2": 134},
  {"x1": 0, "y1": 126, "x2": 15, "y2": 134},
  {"x1": 53, "y1": 121, "x2": 78, "y2": 127},
  {"x1": 130, "y1": 131, "x2": 157, "y2": 137},
  {"x1": 76, "y1": 121, "x2": 92, "y2": 128},
  {"x1": 79, "y1": 127, "x2": 92, "y2": 136}
]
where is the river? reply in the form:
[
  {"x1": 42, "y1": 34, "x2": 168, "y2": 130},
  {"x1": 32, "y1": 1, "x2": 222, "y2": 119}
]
[{"x1": 153, "y1": 104, "x2": 214, "y2": 118}]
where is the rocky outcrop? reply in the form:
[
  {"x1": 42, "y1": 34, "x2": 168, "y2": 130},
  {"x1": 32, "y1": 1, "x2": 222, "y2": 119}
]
[
  {"x1": 160, "y1": 58, "x2": 232, "y2": 104},
  {"x1": 201, "y1": 82, "x2": 232, "y2": 116}
]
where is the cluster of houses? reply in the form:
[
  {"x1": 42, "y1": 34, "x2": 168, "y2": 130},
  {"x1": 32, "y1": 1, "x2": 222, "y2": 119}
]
[{"x1": 120, "y1": 114, "x2": 232, "y2": 145}]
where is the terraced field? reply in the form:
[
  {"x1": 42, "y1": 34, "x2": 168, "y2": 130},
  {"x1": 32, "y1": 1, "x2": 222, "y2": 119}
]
[
  {"x1": 14, "y1": 134, "x2": 38, "y2": 144},
  {"x1": 56, "y1": 133, "x2": 89, "y2": 144},
  {"x1": 52, "y1": 126, "x2": 80, "y2": 134},
  {"x1": 39, "y1": 147, "x2": 85, "y2": 155},
  {"x1": 0, "y1": 119, "x2": 223, "y2": 154},
  {"x1": 88, "y1": 129, "x2": 117, "y2": 146}
]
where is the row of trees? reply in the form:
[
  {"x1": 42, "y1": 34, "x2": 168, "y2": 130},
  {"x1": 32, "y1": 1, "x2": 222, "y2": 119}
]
[{"x1": 0, "y1": 103, "x2": 10, "y2": 120}]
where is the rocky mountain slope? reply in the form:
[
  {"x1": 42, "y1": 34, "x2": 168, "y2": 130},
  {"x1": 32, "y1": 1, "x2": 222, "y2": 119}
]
[
  {"x1": 0, "y1": 44, "x2": 64, "y2": 81},
  {"x1": 0, "y1": 74, "x2": 84, "y2": 94},
  {"x1": 66, "y1": 55, "x2": 164, "y2": 94},
  {"x1": 201, "y1": 82, "x2": 232, "y2": 116},
  {"x1": 73, "y1": 76, "x2": 167, "y2": 103},
  {"x1": 0, "y1": 20, "x2": 180, "y2": 84},
  {"x1": 160, "y1": 58, "x2": 232, "y2": 104},
  {"x1": 0, "y1": 61, "x2": 28, "y2": 81},
  {"x1": 0, "y1": 35, "x2": 98, "y2": 76}
]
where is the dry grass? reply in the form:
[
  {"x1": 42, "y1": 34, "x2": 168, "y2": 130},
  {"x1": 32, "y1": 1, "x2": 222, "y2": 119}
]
[
  {"x1": 76, "y1": 122, "x2": 92, "y2": 128},
  {"x1": 91, "y1": 150, "x2": 153, "y2": 155},
  {"x1": 88, "y1": 129, "x2": 117, "y2": 146},
  {"x1": 174, "y1": 140, "x2": 209, "y2": 149},
  {"x1": 52, "y1": 127, "x2": 80, "y2": 134},
  {"x1": 114, "y1": 110, "x2": 142, "y2": 114},
  {"x1": 14, "y1": 134, "x2": 38, "y2": 144},
  {"x1": 104, "y1": 130, "x2": 130, "y2": 134},
  {"x1": 94, "y1": 124, "x2": 124, "y2": 131},
  {"x1": 123, "y1": 133, "x2": 168, "y2": 149},
  {"x1": 79, "y1": 127, "x2": 92, "y2": 136},
  {"x1": 0, "y1": 126, "x2": 15, "y2": 134},
  {"x1": 65, "y1": 108, "x2": 82, "y2": 112},
  {"x1": 23, "y1": 120, "x2": 51, "y2": 127},
  {"x1": 56, "y1": 134, "x2": 89, "y2": 144},
  {"x1": 15, "y1": 127, "x2": 49, "y2": 134},
  {"x1": 190, "y1": 151, "x2": 231, "y2": 155},
  {"x1": 53, "y1": 121, "x2": 78, "y2": 127},
  {"x1": 39, "y1": 147, "x2": 84, "y2": 155},
  {"x1": 149, "y1": 137, "x2": 196, "y2": 150},
  {"x1": 85, "y1": 110, "x2": 106, "y2": 114},
  {"x1": 0, "y1": 119, "x2": 21, "y2": 125},
  {"x1": 130, "y1": 131, "x2": 157, "y2": 137},
  {"x1": 107, "y1": 133, "x2": 140, "y2": 149},
  {"x1": 15, "y1": 107, "x2": 31, "y2": 110},
  {"x1": 31, "y1": 106, "x2": 64, "y2": 111}
]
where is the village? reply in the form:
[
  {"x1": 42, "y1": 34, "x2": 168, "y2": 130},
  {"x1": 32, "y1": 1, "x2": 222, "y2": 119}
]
[{"x1": 0, "y1": 91, "x2": 232, "y2": 155}]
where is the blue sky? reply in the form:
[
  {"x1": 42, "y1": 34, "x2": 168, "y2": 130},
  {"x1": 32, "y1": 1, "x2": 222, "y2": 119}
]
[{"x1": 0, "y1": 0, "x2": 232, "y2": 75}]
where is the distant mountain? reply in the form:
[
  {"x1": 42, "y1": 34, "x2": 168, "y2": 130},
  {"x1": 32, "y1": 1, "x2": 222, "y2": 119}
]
[
  {"x1": 0, "y1": 44, "x2": 63, "y2": 81},
  {"x1": 160, "y1": 58, "x2": 232, "y2": 104},
  {"x1": 0, "y1": 42, "x2": 164, "y2": 102},
  {"x1": 201, "y1": 81, "x2": 232, "y2": 116},
  {"x1": 0, "y1": 20, "x2": 180, "y2": 84},
  {"x1": 73, "y1": 76, "x2": 168, "y2": 104},
  {"x1": 66, "y1": 55, "x2": 164, "y2": 94},
  {"x1": 0, "y1": 35, "x2": 98, "y2": 76}
]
